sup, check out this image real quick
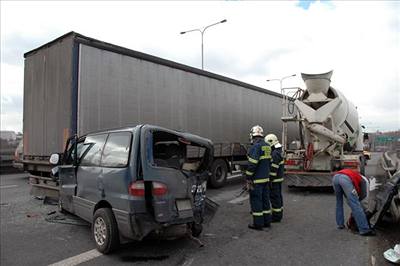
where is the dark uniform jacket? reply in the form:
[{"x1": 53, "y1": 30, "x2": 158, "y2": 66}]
[
  {"x1": 270, "y1": 145, "x2": 284, "y2": 182},
  {"x1": 245, "y1": 137, "x2": 271, "y2": 183}
]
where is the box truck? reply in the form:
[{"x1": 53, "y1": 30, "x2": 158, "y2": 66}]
[{"x1": 23, "y1": 32, "x2": 296, "y2": 197}]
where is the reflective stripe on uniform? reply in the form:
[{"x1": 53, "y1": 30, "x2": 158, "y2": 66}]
[
  {"x1": 263, "y1": 209, "x2": 272, "y2": 214},
  {"x1": 279, "y1": 160, "x2": 284, "y2": 165},
  {"x1": 248, "y1": 156, "x2": 258, "y2": 164},
  {"x1": 253, "y1": 178, "x2": 270, "y2": 184},
  {"x1": 272, "y1": 207, "x2": 283, "y2": 212},
  {"x1": 252, "y1": 212, "x2": 263, "y2": 216},
  {"x1": 272, "y1": 178, "x2": 284, "y2": 182},
  {"x1": 261, "y1": 146, "x2": 272, "y2": 159},
  {"x1": 245, "y1": 170, "x2": 254, "y2": 176},
  {"x1": 271, "y1": 163, "x2": 279, "y2": 168},
  {"x1": 270, "y1": 172, "x2": 277, "y2": 176}
]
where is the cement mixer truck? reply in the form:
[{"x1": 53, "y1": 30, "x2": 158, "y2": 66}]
[{"x1": 281, "y1": 71, "x2": 366, "y2": 187}]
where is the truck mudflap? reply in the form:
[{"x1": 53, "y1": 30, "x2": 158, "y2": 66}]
[
  {"x1": 286, "y1": 172, "x2": 333, "y2": 188},
  {"x1": 203, "y1": 197, "x2": 219, "y2": 224}
]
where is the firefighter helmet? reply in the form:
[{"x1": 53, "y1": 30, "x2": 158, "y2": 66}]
[
  {"x1": 250, "y1": 125, "x2": 264, "y2": 139},
  {"x1": 265, "y1": 133, "x2": 279, "y2": 146}
]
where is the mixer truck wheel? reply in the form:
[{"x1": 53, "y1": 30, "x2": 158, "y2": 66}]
[{"x1": 209, "y1": 159, "x2": 228, "y2": 188}]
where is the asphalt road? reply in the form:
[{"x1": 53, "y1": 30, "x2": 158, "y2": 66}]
[{"x1": 1, "y1": 153, "x2": 397, "y2": 266}]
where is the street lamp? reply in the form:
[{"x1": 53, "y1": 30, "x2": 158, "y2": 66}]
[
  {"x1": 180, "y1": 19, "x2": 227, "y2": 70},
  {"x1": 266, "y1": 74, "x2": 297, "y2": 151}
]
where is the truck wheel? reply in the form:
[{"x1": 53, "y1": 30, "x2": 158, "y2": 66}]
[
  {"x1": 92, "y1": 208, "x2": 119, "y2": 254},
  {"x1": 209, "y1": 159, "x2": 228, "y2": 188}
]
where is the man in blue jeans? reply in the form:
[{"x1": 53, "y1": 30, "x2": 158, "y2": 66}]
[{"x1": 332, "y1": 169, "x2": 375, "y2": 236}]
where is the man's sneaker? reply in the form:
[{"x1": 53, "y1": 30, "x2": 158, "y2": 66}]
[
  {"x1": 248, "y1": 224, "x2": 263, "y2": 231},
  {"x1": 264, "y1": 223, "x2": 271, "y2": 228},
  {"x1": 337, "y1": 225, "x2": 345, "y2": 229},
  {"x1": 360, "y1": 230, "x2": 376, "y2": 236},
  {"x1": 271, "y1": 219, "x2": 281, "y2": 223}
]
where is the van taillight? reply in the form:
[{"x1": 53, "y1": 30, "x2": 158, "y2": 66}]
[
  {"x1": 285, "y1": 159, "x2": 299, "y2": 166},
  {"x1": 129, "y1": 181, "x2": 145, "y2": 197},
  {"x1": 152, "y1": 182, "x2": 168, "y2": 196}
]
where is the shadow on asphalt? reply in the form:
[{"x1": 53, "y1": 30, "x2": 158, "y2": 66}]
[
  {"x1": 109, "y1": 236, "x2": 198, "y2": 263},
  {"x1": 287, "y1": 186, "x2": 334, "y2": 194},
  {"x1": 370, "y1": 216, "x2": 400, "y2": 265},
  {"x1": 0, "y1": 168, "x2": 26, "y2": 175}
]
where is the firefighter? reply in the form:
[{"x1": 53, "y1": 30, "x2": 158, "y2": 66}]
[
  {"x1": 265, "y1": 134, "x2": 284, "y2": 222},
  {"x1": 246, "y1": 125, "x2": 272, "y2": 230}
]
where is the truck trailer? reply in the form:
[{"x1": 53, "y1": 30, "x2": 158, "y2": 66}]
[{"x1": 23, "y1": 32, "x2": 296, "y2": 197}]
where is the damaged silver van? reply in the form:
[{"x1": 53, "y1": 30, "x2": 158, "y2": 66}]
[{"x1": 50, "y1": 125, "x2": 214, "y2": 253}]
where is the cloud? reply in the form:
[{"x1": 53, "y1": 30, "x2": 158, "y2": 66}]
[
  {"x1": 1, "y1": 1, "x2": 399, "y2": 133},
  {"x1": 1, "y1": 95, "x2": 23, "y2": 132},
  {"x1": 1, "y1": 34, "x2": 47, "y2": 66}
]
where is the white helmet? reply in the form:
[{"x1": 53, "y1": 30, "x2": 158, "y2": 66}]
[
  {"x1": 250, "y1": 125, "x2": 264, "y2": 139},
  {"x1": 265, "y1": 133, "x2": 279, "y2": 146}
]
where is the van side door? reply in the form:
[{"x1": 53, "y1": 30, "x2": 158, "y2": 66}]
[
  {"x1": 100, "y1": 132, "x2": 132, "y2": 211},
  {"x1": 75, "y1": 134, "x2": 108, "y2": 222},
  {"x1": 59, "y1": 137, "x2": 89, "y2": 213}
]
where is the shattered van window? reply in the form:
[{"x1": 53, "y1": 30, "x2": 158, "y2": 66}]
[{"x1": 152, "y1": 131, "x2": 206, "y2": 171}]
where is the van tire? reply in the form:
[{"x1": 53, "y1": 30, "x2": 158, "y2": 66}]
[
  {"x1": 92, "y1": 208, "x2": 119, "y2": 254},
  {"x1": 209, "y1": 159, "x2": 228, "y2": 188}
]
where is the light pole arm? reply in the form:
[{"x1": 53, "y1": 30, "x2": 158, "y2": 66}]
[
  {"x1": 180, "y1": 19, "x2": 227, "y2": 70},
  {"x1": 180, "y1": 28, "x2": 202, "y2": 34}
]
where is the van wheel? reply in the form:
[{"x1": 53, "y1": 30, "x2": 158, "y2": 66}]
[
  {"x1": 92, "y1": 208, "x2": 119, "y2": 254},
  {"x1": 209, "y1": 159, "x2": 228, "y2": 188}
]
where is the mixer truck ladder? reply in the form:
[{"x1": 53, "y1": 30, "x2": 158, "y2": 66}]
[{"x1": 280, "y1": 87, "x2": 303, "y2": 151}]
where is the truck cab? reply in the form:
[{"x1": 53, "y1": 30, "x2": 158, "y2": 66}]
[{"x1": 51, "y1": 125, "x2": 213, "y2": 253}]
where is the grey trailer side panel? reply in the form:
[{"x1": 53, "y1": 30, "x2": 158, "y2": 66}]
[
  {"x1": 77, "y1": 44, "x2": 287, "y2": 143},
  {"x1": 23, "y1": 36, "x2": 74, "y2": 156}
]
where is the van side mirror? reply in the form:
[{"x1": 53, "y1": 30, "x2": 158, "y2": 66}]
[{"x1": 49, "y1": 153, "x2": 60, "y2": 165}]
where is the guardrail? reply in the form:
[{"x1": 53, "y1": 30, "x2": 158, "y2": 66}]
[
  {"x1": 379, "y1": 151, "x2": 400, "y2": 223},
  {"x1": 381, "y1": 151, "x2": 400, "y2": 177}
]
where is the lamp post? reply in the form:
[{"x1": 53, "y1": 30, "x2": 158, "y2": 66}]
[
  {"x1": 266, "y1": 74, "x2": 296, "y2": 151},
  {"x1": 180, "y1": 19, "x2": 227, "y2": 70}
]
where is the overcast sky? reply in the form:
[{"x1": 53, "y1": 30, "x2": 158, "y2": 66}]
[{"x1": 1, "y1": 0, "x2": 399, "y2": 133}]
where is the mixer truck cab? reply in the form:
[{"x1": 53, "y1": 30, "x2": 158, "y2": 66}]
[{"x1": 49, "y1": 124, "x2": 213, "y2": 253}]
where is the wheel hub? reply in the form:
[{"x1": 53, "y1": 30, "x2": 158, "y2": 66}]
[{"x1": 94, "y1": 217, "x2": 107, "y2": 246}]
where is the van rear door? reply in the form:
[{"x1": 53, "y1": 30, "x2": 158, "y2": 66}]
[{"x1": 139, "y1": 126, "x2": 212, "y2": 224}]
